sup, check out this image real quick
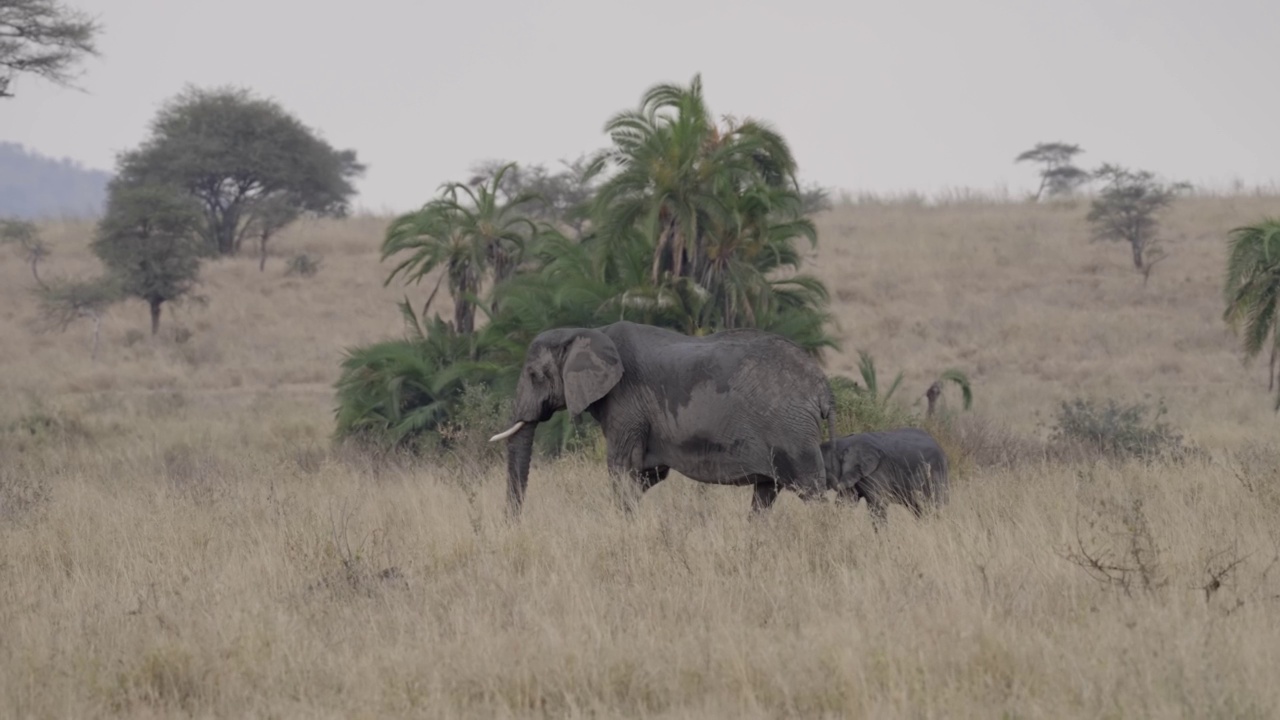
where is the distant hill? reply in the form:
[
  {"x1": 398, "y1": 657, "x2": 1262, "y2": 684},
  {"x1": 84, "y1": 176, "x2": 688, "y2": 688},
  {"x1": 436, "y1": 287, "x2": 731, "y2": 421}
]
[{"x1": 0, "y1": 142, "x2": 112, "y2": 220}]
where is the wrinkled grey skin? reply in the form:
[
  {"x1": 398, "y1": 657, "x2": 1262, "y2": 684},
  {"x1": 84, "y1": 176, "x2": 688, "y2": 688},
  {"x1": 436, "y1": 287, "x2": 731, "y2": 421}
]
[
  {"x1": 820, "y1": 428, "x2": 950, "y2": 527},
  {"x1": 494, "y1": 321, "x2": 836, "y2": 517}
]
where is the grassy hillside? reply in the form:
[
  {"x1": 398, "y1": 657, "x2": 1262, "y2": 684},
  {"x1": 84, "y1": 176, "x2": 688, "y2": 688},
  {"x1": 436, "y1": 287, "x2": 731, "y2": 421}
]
[{"x1": 3, "y1": 193, "x2": 1280, "y2": 717}]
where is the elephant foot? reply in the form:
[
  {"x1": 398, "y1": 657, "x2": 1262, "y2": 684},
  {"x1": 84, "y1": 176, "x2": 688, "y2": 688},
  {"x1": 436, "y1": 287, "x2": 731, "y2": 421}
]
[{"x1": 749, "y1": 480, "x2": 779, "y2": 515}]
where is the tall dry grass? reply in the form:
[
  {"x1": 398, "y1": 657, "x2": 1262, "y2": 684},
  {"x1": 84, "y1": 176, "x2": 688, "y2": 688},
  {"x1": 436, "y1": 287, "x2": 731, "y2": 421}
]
[{"x1": 3, "y1": 194, "x2": 1280, "y2": 717}]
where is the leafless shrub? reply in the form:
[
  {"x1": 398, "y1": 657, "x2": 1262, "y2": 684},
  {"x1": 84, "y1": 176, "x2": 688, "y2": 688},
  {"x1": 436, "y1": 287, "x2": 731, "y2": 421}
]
[
  {"x1": 1198, "y1": 542, "x2": 1249, "y2": 609},
  {"x1": 308, "y1": 500, "x2": 405, "y2": 599},
  {"x1": 1061, "y1": 489, "x2": 1167, "y2": 598},
  {"x1": 1225, "y1": 441, "x2": 1280, "y2": 513},
  {"x1": 931, "y1": 413, "x2": 1046, "y2": 473}
]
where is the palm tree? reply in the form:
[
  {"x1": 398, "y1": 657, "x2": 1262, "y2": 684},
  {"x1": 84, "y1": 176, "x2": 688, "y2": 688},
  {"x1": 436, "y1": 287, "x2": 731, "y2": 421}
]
[
  {"x1": 924, "y1": 369, "x2": 974, "y2": 419},
  {"x1": 580, "y1": 73, "x2": 835, "y2": 354},
  {"x1": 587, "y1": 73, "x2": 800, "y2": 286},
  {"x1": 1223, "y1": 218, "x2": 1280, "y2": 406},
  {"x1": 701, "y1": 181, "x2": 819, "y2": 329},
  {"x1": 381, "y1": 162, "x2": 541, "y2": 334}
]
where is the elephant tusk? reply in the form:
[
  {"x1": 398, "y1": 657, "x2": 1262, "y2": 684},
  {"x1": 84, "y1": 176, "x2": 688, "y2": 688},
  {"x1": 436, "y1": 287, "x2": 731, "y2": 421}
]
[{"x1": 489, "y1": 421, "x2": 525, "y2": 442}]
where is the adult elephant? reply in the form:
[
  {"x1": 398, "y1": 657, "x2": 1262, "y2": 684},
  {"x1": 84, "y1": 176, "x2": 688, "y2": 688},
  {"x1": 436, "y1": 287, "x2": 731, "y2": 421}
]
[
  {"x1": 489, "y1": 321, "x2": 836, "y2": 517},
  {"x1": 820, "y1": 427, "x2": 950, "y2": 527}
]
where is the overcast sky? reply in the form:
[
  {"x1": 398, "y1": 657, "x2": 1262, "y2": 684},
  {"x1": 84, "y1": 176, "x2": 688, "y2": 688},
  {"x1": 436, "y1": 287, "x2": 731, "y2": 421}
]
[{"x1": 5, "y1": 0, "x2": 1277, "y2": 213}]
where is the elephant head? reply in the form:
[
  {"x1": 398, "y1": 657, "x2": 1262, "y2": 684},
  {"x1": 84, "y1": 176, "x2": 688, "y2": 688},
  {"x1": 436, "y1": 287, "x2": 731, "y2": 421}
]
[
  {"x1": 489, "y1": 327, "x2": 623, "y2": 516},
  {"x1": 820, "y1": 437, "x2": 878, "y2": 497}
]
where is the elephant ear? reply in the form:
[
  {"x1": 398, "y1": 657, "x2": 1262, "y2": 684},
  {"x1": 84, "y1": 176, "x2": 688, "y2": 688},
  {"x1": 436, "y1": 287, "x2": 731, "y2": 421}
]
[
  {"x1": 840, "y1": 440, "x2": 878, "y2": 486},
  {"x1": 562, "y1": 330, "x2": 623, "y2": 416}
]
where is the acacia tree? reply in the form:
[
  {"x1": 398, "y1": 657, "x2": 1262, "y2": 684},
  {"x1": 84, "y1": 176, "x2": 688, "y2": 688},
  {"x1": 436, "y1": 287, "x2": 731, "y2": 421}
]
[
  {"x1": 92, "y1": 181, "x2": 204, "y2": 335},
  {"x1": 0, "y1": 217, "x2": 49, "y2": 286},
  {"x1": 1016, "y1": 142, "x2": 1089, "y2": 200},
  {"x1": 1223, "y1": 219, "x2": 1280, "y2": 407},
  {"x1": 116, "y1": 85, "x2": 365, "y2": 260},
  {"x1": 34, "y1": 274, "x2": 119, "y2": 360},
  {"x1": 0, "y1": 0, "x2": 100, "y2": 99},
  {"x1": 1086, "y1": 164, "x2": 1188, "y2": 279}
]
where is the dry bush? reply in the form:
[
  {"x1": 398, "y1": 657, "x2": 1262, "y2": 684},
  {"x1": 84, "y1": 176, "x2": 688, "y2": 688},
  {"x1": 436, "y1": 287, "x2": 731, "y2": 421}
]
[{"x1": 926, "y1": 412, "x2": 1046, "y2": 477}]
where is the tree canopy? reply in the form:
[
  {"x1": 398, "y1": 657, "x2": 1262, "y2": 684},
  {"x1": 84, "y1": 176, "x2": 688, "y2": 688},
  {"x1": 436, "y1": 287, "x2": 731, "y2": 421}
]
[
  {"x1": 1086, "y1": 164, "x2": 1188, "y2": 276},
  {"x1": 1015, "y1": 142, "x2": 1089, "y2": 201},
  {"x1": 0, "y1": 0, "x2": 100, "y2": 99},
  {"x1": 382, "y1": 162, "x2": 542, "y2": 336},
  {"x1": 116, "y1": 85, "x2": 365, "y2": 260},
  {"x1": 1223, "y1": 218, "x2": 1280, "y2": 408},
  {"x1": 91, "y1": 180, "x2": 204, "y2": 334}
]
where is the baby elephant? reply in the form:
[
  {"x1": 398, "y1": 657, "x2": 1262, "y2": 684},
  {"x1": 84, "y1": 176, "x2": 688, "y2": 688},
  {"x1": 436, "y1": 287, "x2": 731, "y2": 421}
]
[{"x1": 820, "y1": 427, "x2": 950, "y2": 526}]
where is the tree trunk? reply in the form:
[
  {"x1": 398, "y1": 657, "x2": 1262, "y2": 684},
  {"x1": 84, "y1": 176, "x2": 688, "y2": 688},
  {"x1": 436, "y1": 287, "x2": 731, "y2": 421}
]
[
  {"x1": 454, "y1": 269, "x2": 478, "y2": 335},
  {"x1": 30, "y1": 257, "x2": 46, "y2": 289},
  {"x1": 1131, "y1": 239, "x2": 1145, "y2": 270},
  {"x1": 1270, "y1": 342, "x2": 1277, "y2": 392},
  {"x1": 90, "y1": 312, "x2": 101, "y2": 362},
  {"x1": 925, "y1": 381, "x2": 942, "y2": 419},
  {"x1": 149, "y1": 299, "x2": 162, "y2": 336},
  {"x1": 259, "y1": 234, "x2": 268, "y2": 272}
]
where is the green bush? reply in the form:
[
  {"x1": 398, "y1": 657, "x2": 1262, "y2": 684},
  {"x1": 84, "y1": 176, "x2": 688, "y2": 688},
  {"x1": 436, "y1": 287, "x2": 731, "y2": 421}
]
[
  {"x1": 331, "y1": 307, "x2": 515, "y2": 453},
  {"x1": 1049, "y1": 396, "x2": 1185, "y2": 461},
  {"x1": 828, "y1": 374, "x2": 919, "y2": 436}
]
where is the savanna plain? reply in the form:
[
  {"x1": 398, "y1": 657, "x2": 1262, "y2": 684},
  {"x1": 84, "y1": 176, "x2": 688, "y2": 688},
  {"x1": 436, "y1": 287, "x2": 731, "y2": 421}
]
[{"x1": 5, "y1": 194, "x2": 1280, "y2": 719}]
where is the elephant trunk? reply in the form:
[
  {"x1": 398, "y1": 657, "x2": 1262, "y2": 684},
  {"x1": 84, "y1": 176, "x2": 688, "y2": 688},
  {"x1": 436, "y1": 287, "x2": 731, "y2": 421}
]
[{"x1": 504, "y1": 422, "x2": 538, "y2": 517}]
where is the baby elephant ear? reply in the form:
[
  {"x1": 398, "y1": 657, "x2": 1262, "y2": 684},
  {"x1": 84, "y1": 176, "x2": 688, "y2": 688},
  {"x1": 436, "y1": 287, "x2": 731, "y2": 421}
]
[{"x1": 562, "y1": 330, "x2": 623, "y2": 416}]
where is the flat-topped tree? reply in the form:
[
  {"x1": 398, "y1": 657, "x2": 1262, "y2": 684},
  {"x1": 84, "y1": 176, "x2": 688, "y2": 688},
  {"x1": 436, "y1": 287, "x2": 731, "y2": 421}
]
[
  {"x1": 115, "y1": 85, "x2": 364, "y2": 261},
  {"x1": 1015, "y1": 142, "x2": 1089, "y2": 201}
]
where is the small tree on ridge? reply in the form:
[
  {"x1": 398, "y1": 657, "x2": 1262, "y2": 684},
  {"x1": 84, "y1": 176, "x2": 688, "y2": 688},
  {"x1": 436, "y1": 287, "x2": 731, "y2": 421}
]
[
  {"x1": 1086, "y1": 164, "x2": 1188, "y2": 281},
  {"x1": 1016, "y1": 142, "x2": 1089, "y2": 201}
]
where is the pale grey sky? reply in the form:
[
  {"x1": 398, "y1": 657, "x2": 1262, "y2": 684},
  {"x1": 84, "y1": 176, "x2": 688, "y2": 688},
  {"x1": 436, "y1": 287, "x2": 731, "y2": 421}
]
[{"x1": 5, "y1": 0, "x2": 1277, "y2": 213}]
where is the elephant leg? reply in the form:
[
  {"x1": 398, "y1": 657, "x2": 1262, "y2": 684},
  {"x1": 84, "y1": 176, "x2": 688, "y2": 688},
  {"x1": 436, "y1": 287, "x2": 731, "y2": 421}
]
[
  {"x1": 607, "y1": 444, "x2": 648, "y2": 515},
  {"x1": 867, "y1": 498, "x2": 889, "y2": 531},
  {"x1": 750, "y1": 477, "x2": 780, "y2": 515},
  {"x1": 638, "y1": 465, "x2": 669, "y2": 492},
  {"x1": 898, "y1": 481, "x2": 923, "y2": 518},
  {"x1": 858, "y1": 480, "x2": 888, "y2": 531}
]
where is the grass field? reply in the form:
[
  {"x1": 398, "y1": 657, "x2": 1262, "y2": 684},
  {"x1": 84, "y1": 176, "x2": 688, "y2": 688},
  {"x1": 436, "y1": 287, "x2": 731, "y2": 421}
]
[{"x1": 3, "y1": 192, "x2": 1280, "y2": 717}]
